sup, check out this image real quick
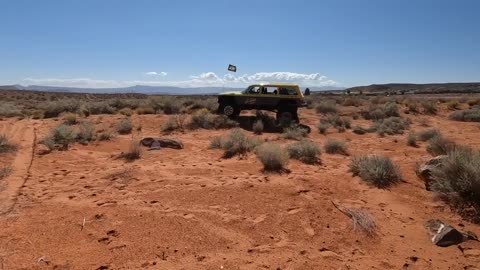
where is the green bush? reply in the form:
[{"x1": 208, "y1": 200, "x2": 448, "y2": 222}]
[
  {"x1": 349, "y1": 155, "x2": 401, "y2": 188},
  {"x1": 449, "y1": 109, "x2": 480, "y2": 122},
  {"x1": 282, "y1": 124, "x2": 309, "y2": 140},
  {"x1": 116, "y1": 118, "x2": 133, "y2": 134},
  {"x1": 63, "y1": 113, "x2": 78, "y2": 125},
  {"x1": 42, "y1": 99, "x2": 80, "y2": 118},
  {"x1": 41, "y1": 124, "x2": 77, "y2": 150},
  {"x1": 256, "y1": 142, "x2": 289, "y2": 171},
  {"x1": 85, "y1": 102, "x2": 116, "y2": 115},
  {"x1": 426, "y1": 135, "x2": 456, "y2": 156},
  {"x1": 406, "y1": 132, "x2": 417, "y2": 147},
  {"x1": 0, "y1": 134, "x2": 17, "y2": 153},
  {"x1": 286, "y1": 139, "x2": 321, "y2": 164},
  {"x1": 417, "y1": 129, "x2": 441, "y2": 141},
  {"x1": 362, "y1": 102, "x2": 399, "y2": 120},
  {"x1": 324, "y1": 139, "x2": 349, "y2": 155},
  {"x1": 374, "y1": 117, "x2": 410, "y2": 136},
  {"x1": 429, "y1": 146, "x2": 480, "y2": 222},
  {"x1": 212, "y1": 129, "x2": 262, "y2": 158},
  {"x1": 0, "y1": 166, "x2": 12, "y2": 179},
  {"x1": 76, "y1": 121, "x2": 96, "y2": 144},
  {"x1": 315, "y1": 101, "x2": 337, "y2": 114}
]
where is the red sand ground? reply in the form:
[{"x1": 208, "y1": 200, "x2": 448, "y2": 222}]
[{"x1": 1, "y1": 107, "x2": 480, "y2": 270}]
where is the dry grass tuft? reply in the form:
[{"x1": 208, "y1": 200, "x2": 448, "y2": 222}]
[{"x1": 332, "y1": 201, "x2": 377, "y2": 236}]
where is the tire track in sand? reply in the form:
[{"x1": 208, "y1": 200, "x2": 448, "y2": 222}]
[{"x1": 0, "y1": 120, "x2": 36, "y2": 215}]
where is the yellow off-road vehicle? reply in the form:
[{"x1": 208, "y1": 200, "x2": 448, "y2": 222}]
[{"x1": 217, "y1": 83, "x2": 307, "y2": 123}]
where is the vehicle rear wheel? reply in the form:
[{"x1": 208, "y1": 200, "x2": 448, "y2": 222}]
[{"x1": 218, "y1": 104, "x2": 239, "y2": 118}]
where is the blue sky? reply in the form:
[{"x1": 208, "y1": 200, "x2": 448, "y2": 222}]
[{"x1": 0, "y1": 0, "x2": 479, "y2": 88}]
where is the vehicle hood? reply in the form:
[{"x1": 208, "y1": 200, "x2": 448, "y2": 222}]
[{"x1": 219, "y1": 91, "x2": 243, "y2": 95}]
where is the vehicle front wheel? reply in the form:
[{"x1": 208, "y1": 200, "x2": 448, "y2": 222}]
[{"x1": 218, "y1": 104, "x2": 239, "y2": 118}]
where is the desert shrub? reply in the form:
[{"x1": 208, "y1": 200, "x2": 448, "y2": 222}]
[
  {"x1": 0, "y1": 166, "x2": 12, "y2": 179},
  {"x1": 85, "y1": 102, "x2": 116, "y2": 115},
  {"x1": 63, "y1": 113, "x2": 78, "y2": 125},
  {"x1": 253, "y1": 120, "x2": 264, "y2": 135},
  {"x1": 467, "y1": 99, "x2": 480, "y2": 107},
  {"x1": 342, "y1": 97, "x2": 362, "y2": 107},
  {"x1": 209, "y1": 136, "x2": 223, "y2": 149},
  {"x1": 136, "y1": 106, "x2": 155, "y2": 115},
  {"x1": 189, "y1": 98, "x2": 218, "y2": 112},
  {"x1": 256, "y1": 142, "x2": 289, "y2": 171},
  {"x1": 449, "y1": 108, "x2": 480, "y2": 122},
  {"x1": 324, "y1": 139, "x2": 349, "y2": 155},
  {"x1": 188, "y1": 109, "x2": 238, "y2": 130},
  {"x1": 213, "y1": 129, "x2": 262, "y2": 158},
  {"x1": 374, "y1": 117, "x2": 410, "y2": 136},
  {"x1": 352, "y1": 126, "x2": 373, "y2": 135},
  {"x1": 318, "y1": 123, "x2": 330, "y2": 134},
  {"x1": 282, "y1": 124, "x2": 309, "y2": 140},
  {"x1": 116, "y1": 118, "x2": 133, "y2": 135},
  {"x1": 119, "y1": 140, "x2": 141, "y2": 161},
  {"x1": 0, "y1": 134, "x2": 17, "y2": 153},
  {"x1": 32, "y1": 110, "x2": 45, "y2": 119},
  {"x1": 447, "y1": 100, "x2": 460, "y2": 110},
  {"x1": 76, "y1": 121, "x2": 96, "y2": 144},
  {"x1": 406, "y1": 102, "x2": 419, "y2": 113},
  {"x1": 98, "y1": 131, "x2": 113, "y2": 141},
  {"x1": 349, "y1": 155, "x2": 401, "y2": 188},
  {"x1": 160, "y1": 97, "x2": 182, "y2": 114},
  {"x1": 119, "y1": 108, "x2": 133, "y2": 116},
  {"x1": 426, "y1": 135, "x2": 456, "y2": 156},
  {"x1": 42, "y1": 99, "x2": 81, "y2": 118},
  {"x1": 421, "y1": 100, "x2": 437, "y2": 115},
  {"x1": 161, "y1": 115, "x2": 185, "y2": 133},
  {"x1": 0, "y1": 102, "x2": 23, "y2": 117},
  {"x1": 286, "y1": 139, "x2": 321, "y2": 164},
  {"x1": 362, "y1": 102, "x2": 399, "y2": 120},
  {"x1": 320, "y1": 114, "x2": 351, "y2": 130},
  {"x1": 417, "y1": 129, "x2": 441, "y2": 141},
  {"x1": 429, "y1": 146, "x2": 480, "y2": 222},
  {"x1": 406, "y1": 132, "x2": 417, "y2": 147},
  {"x1": 44, "y1": 124, "x2": 77, "y2": 150},
  {"x1": 315, "y1": 101, "x2": 337, "y2": 114}
]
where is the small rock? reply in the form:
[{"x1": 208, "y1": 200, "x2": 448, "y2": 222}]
[
  {"x1": 425, "y1": 219, "x2": 470, "y2": 247},
  {"x1": 36, "y1": 144, "x2": 51, "y2": 155}
]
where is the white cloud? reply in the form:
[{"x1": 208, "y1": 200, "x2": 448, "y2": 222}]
[
  {"x1": 145, "y1": 71, "x2": 167, "y2": 76},
  {"x1": 21, "y1": 71, "x2": 338, "y2": 88}
]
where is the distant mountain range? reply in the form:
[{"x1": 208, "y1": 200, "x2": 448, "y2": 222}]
[
  {"x1": 345, "y1": 83, "x2": 480, "y2": 94},
  {"x1": 0, "y1": 84, "x2": 345, "y2": 95}
]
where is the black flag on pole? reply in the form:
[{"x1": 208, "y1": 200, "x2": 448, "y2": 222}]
[{"x1": 227, "y1": 64, "x2": 237, "y2": 72}]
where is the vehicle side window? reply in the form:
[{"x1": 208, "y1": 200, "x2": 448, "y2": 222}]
[
  {"x1": 279, "y1": 87, "x2": 298, "y2": 95},
  {"x1": 263, "y1": 86, "x2": 278, "y2": 95},
  {"x1": 247, "y1": 86, "x2": 261, "y2": 94}
]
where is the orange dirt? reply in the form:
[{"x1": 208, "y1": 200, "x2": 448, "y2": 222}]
[{"x1": 1, "y1": 107, "x2": 479, "y2": 270}]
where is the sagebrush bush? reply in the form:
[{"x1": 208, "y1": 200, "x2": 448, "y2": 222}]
[
  {"x1": 286, "y1": 139, "x2": 321, "y2": 164},
  {"x1": 318, "y1": 123, "x2": 329, "y2": 134},
  {"x1": 324, "y1": 139, "x2": 349, "y2": 155},
  {"x1": 0, "y1": 134, "x2": 17, "y2": 153},
  {"x1": 212, "y1": 129, "x2": 262, "y2": 158},
  {"x1": 86, "y1": 102, "x2": 116, "y2": 115},
  {"x1": 136, "y1": 106, "x2": 155, "y2": 115},
  {"x1": 42, "y1": 124, "x2": 77, "y2": 150},
  {"x1": 374, "y1": 117, "x2": 410, "y2": 136},
  {"x1": 119, "y1": 108, "x2": 133, "y2": 116},
  {"x1": 320, "y1": 114, "x2": 351, "y2": 130},
  {"x1": 256, "y1": 142, "x2": 289, "y2": 171},
  {"x1": 119, "y1": 140, "x2": 141, "y2": 161},
  {"x1": 353, "y1": 126, "x2": 371, "y2": 135},
  {"x1": 76, "y1": 121, "x2": 96, "y2": 144},
  {"x1": 406, "y1": 132, "x2": 417, "y2": 147},
  {"x1": 362, "y1": 102, "x2": 399, "y2": 120},
  {"x1": 449, "y1": 108, "x2": 480, "y2": 122},
  {"x1": 42, "y1": 99, "x2": 80, "y2": 118},
  {"x1": 315, "y1": 101, "x2": 337, "y2": 114},
  {"x1": 282, "y1": 124, "x2": 309, "y2": 140},
  {"x1": 0, "y1": 166, "x2": 12, "y2": 179},
  {"x1": 421, "y1": 100, "x2": 437, "y2": 115},
  {"x1": 417, "y1": 129, "x2": 441, "y2": 141},
  {"x1": 63, "y1": 113, "x2": 78, "y2": 125},
  {"x1": 253, "y1": 120, "x2": 264, "y2": 135},
  {"x1": 342, "y1": 97, "x2": 362, "y2": 107},
  {"x1": 189, "y1": 109, "x2": 238, "y2": 130},
  {"x1": 0, "y1": 102, "x2": 23, "y2": 117},
  {"x1": 406, "y1": 102, "x2": 419, "y2": 113},
  {"x1": 447, "y1": 100, "x2": 460, "y2": 110},
  {"x1": 116, "y1": 118, "x2": 133, "y2": 134},
  {"x1": 98, "y1": 131, "x2": 113, "y2": 141},
  {"x1": 426, "y1": 135, "x2": 456, "y2": 156},
  {"x1": 429, "y1": 146, "x2": 480, "y2": 222},
  {"x1": 349, "y1": 155, "x2": 401, "y2": 188},
  {"x1": 161, "y1": 115, "x2": 185, "y2": 133}
]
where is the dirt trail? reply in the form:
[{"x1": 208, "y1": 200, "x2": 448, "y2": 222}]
[{"x1": 0, "y1": 120, "x2": 36, "y2": 215}]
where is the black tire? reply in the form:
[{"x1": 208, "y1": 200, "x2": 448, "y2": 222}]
[
  {"x1": 218, "y1": 103, "x2": 239, "y2": 118},
  {"x1": 277, "y1": 109, "x2": 299, "y2": 125}
]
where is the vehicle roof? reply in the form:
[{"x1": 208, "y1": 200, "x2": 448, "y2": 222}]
[{"x1": 248, "y1": 83, "x2": 299, "y2": 87}]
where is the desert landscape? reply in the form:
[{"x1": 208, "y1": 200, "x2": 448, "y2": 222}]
[{"x1": 1, "y1": 91, "x2": 480, "y2": 270}]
